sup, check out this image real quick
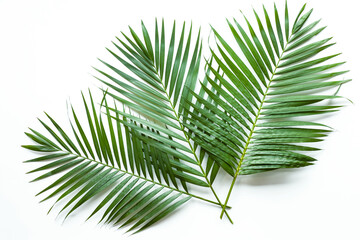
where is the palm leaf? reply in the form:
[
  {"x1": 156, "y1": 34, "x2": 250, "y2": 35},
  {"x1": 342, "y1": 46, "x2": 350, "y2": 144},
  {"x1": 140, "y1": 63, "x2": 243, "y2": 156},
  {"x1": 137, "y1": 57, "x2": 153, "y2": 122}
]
[
  {"x1": 95, "y1": 19, "x2": 232, "y2": 221},
  {"x1": 23, "y1": 92, "x2": 228, "y2": 233},
  {"x1": 185, "y1": 2, "x2": 350, "y2": 218},
  {"x1": 22, "y1": 2, "x2": 350, "y2": 230}
]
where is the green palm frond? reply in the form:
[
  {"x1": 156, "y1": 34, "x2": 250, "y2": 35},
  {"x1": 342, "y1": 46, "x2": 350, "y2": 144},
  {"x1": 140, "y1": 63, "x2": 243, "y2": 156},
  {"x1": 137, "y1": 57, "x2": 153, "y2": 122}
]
[
  {"x1": 23, "y1": 92, "x2": 228, "y2": 233},
  {"x1": 95, "y1": 19, "x2": 232, "y2": 221},
  {"x1": 22, "y1": 1, "x2": 351, "y2": 232},
  {"x1": 183, "y1": 2, "x2": 349, "y2": 217}
]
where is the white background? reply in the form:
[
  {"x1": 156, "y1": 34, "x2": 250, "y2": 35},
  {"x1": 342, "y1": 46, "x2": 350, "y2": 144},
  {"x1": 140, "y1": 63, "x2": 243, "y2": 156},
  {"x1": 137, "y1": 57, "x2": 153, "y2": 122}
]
[{"x1": 1, "y1": 0, "x2": 360, "y2": 239}]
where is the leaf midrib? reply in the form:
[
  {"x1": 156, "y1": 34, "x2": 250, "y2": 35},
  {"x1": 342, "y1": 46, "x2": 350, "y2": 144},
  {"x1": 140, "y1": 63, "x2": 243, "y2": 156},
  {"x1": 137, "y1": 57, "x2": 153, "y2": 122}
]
[
  {"x1": 53, "y1": 149, "x2": 221, "y2": 206},
  {"x1": 153, "y1": 63, "x2": 233, "y2": 222},
  {"x1": 237, "y1": 43, "x2": 289, "y2": 175},
  {"x1": 220, "y1": 37, "x2": 293, "y2": 218}
]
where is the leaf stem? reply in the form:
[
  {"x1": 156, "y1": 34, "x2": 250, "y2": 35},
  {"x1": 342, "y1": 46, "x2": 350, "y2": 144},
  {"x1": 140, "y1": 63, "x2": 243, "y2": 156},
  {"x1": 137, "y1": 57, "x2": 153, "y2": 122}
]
[
  {"x1": 161, "y1": 82, "x2": 234, "y2": 224},
  {"x1": 220, "y1": 42, "x2": 290, "y2": 219},
  {"x1": 59, "y1": 150, "x2": 229, "y2": 209}
]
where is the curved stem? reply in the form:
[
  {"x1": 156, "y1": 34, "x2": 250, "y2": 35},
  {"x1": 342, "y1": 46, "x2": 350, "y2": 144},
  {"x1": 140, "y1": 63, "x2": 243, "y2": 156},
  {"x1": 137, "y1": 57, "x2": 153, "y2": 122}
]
[
  {"x1": 62, "y1": 150, "x2": 230, "y2": 208},
  {"x1": 220, "y1": 42, "x2": 290, "y2": 218},
  {"x1": 161, "y1": 82, "x2": 233, "y2": 223}
]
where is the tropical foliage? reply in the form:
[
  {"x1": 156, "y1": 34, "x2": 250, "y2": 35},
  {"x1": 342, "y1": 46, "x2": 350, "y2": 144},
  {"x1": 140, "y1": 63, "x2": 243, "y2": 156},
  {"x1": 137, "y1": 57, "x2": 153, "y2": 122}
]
[
  {"x1": 23, "y1": 1, "x2": 349, "y2": 233},
  {"x1": 23, "y1": 92, "x2": 230, "y2": 233},
  {"x1": 190, "y1": 2, "x2": 349, "y2": 217}
]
